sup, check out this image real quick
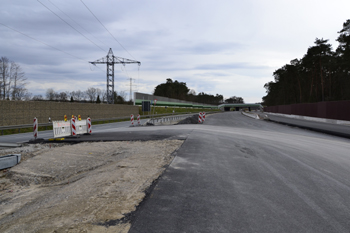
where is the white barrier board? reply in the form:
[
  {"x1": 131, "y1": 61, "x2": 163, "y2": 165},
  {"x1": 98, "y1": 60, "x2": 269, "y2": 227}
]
[
  {"x1": 76, "y1": 120, "x2": 87, "y2": 135},
  {"x1": 53, "y1": 121, "x2": 71, "y2": 138}
]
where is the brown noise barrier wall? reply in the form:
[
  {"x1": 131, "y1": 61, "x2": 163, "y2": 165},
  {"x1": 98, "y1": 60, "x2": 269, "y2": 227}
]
[
  {"x1": 264, "y1": 100, "x2": 350, "y2": 121},
  {"x1": 0, "y1": 100, "x2": 139, "y2": 126}
]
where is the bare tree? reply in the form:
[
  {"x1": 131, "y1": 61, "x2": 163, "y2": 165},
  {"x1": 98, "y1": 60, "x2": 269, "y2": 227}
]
[
  {"x1": 85, "y1": 87, "x2": 97, "y2": 102},
  {"x1": 96, "y1": 88, "x2": 102, "y2": 98},
  {"x1": 0, "y1": 57, "x2": 10, "y2": 99},
  {"x1": 0, "y1": 57, "x2": 28, "y2": 100},
  {"x1": 118, "y1": 91, "x2": 127, "y2": 101},
  {"x1": 71, "y1": 90, "x2": 84, "y2": 101},
  {"x1": 46, "y1": 88, "x2": 56, "y2": 101},
  {"x1": 32, "y1": 94, "x2": 44, "y2": 101},
  {"x1": 22, "y1": 91, "x2": 32, "y2": 101},
  {"x1": 58, "y1": 91, "x2": 68, "y2": 102},
  {"x1": 10, "y1": 62, "x2": 27, "y2": 100},
  {"x1": 101, "y1": 90, "x2": 107, "y2": 103}
]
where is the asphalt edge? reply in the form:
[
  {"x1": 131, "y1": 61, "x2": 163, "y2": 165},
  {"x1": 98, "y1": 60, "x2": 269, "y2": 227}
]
[
  {"x1": 267, "y1": 118, "x2": 350, "y2": 140},
  {"x1": 94, "y1": 138, "x2": 187, "y2": 228}
]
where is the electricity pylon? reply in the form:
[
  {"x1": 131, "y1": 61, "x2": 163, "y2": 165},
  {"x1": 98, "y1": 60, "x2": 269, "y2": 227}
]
[
  {"x1": 89, "y1": 48, "x2": 141, "y2": 104},
  {"x1": 127, "y1": 77, "x2": 137, "y2": 102}
]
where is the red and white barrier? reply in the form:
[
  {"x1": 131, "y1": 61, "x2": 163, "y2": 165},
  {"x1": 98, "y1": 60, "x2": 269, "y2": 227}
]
[
  {"x1": 202, "y1": 112, "x2": 206, "y2": 122},
  {"x1": 71, "y1": 117, "x2": 77, "y2": 136},
  {"x1": 198, "y1": 112, "x2": 203, "y2": 123},
  {"x1": 33, "y1": 117, "x2": 38, "y2": 139},
  {"x1": 130, "y1": 114, "x2": 134, "y2": 126},
  {"x1": 137, "y1": 114, "x2": 141, "y2": 125},
  {"x1": 87, "y1": 117, "x2": 92, "y2": 134}
]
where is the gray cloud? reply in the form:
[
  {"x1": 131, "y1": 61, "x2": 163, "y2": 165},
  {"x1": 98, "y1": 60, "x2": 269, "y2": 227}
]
[
  {"x1": 195, "y1": 63, "x2": 270, "y2": 71},
  {"x1": 1, "y1": 0, "x2": 350, "y2": 103}
]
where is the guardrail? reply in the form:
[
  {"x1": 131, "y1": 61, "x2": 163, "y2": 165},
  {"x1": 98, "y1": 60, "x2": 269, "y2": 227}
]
[
  {"x1": 148, "y1": 114, "x2": 193, "y2": 125},
  {"x1": 0, "y1": 112, "x2": 199, "y2": 135}
]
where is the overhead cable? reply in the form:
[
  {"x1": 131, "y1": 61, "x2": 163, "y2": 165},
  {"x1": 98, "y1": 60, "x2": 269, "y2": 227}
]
[
  {"x1": 0, "y1": 22, "x2": 106, "y2": 74},
  {"x1": 47, "y1": 0, "x2": 109, "y2": 50},
  {"x1": 80, "y1": 0, "x2": 136, "y2": 60},
  {"x1": 37, "y1": 0, "x2": 106, "y2": 52}
]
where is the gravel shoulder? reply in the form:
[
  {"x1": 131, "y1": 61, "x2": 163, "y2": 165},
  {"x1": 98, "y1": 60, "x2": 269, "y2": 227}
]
[{"x1": 0, "y1": 140, "x2": 183, "y2": 233}]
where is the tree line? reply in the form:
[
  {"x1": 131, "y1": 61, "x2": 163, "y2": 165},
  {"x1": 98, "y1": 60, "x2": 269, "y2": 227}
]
[
  {"x1": 154, "y1": 78, "x2": 244, "y2": 104},
  {"x1": 0, "y1": 56, "x2": 30, "y2": 100},
  {"x1": 263, "y1": 19, "x2": 350, "y2": 106},
  {"x1": 41, "y1": 88, "x2": 128, "y2": 104}
]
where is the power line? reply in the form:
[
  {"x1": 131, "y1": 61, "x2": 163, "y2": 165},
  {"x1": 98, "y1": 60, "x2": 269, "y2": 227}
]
[
  {"x1": 0, "y1": 22, "x2": 106, "y2": 75},
  {"x1": 37, "y1": 0, "x2": 106, "y2": 52},
  {"x1": 0, "y1": 22, "x2": 84, "y2": 61},
  {"x1": 47, "y1": 0, "x2": 109, "y2": 50},
  {"x1": 80, "y1": 0, "x2": 136, "y2": 60}
]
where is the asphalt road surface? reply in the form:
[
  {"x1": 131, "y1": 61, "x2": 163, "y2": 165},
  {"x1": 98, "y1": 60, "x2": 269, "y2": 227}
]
[
  {"x1": 128, "y1": 112, "x2": 350, "y2": 233},
  {"x1": 267, "y1": 114, "x2": 350, "y2": 139},
  {"x1": 1, "y1": 112, "x2": 350, "y2": 232}
]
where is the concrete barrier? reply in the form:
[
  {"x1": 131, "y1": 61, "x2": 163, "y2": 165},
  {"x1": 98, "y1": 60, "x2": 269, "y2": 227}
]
[
  {"x1": 241, "y1": 111, "x2": 259, "y2": 119},
  {"x1": 265, "y1": 112, "x2": 350, "y2": 126},
  {"x1": 0, "y1": 154, "x2": 21, "y2": 170}
]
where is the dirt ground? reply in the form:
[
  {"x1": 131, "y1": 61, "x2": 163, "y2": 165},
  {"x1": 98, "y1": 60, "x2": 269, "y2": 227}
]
[{"x1": 0, "y1": 140, "x2": 183, "y2": 233}]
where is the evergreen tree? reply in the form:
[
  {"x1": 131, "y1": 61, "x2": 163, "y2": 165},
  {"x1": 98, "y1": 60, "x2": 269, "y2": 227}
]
[
  {"x1": 263, "y1": 19, "x2": 350, "y2": 106},
  {"x1": 96, "y1": 95, "x2": 101, "y2": 103}
]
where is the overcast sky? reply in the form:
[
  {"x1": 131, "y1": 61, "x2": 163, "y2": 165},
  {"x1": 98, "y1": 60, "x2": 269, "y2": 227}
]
[{"x1": 1, "y1": 0, "x2": 349, "y2": 103}]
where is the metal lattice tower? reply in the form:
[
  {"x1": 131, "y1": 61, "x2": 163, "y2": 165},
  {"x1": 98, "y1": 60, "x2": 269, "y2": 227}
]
[{"x1": 90, "y1": 48, "x2": 141, "y2": 104}]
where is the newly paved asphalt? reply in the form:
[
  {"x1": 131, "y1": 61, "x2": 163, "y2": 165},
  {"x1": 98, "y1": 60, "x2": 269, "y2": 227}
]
[
  {"x1": 1, "y1": 112, "x2": 350, "y2": 232},
  {"x1": 128, "y1": 112, "x2": 350, "y2": 233}
]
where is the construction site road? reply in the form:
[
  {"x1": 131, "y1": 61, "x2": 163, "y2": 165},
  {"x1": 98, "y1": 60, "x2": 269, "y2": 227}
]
[
  {"x1": 1, "y1": 111, "x2": 350, "y2": 232},
  {"x1": 128, "y1": 112, "x2": 350, "y2": 233}
]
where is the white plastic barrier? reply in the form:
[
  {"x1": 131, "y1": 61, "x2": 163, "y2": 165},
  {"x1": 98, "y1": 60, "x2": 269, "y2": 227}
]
[
  {"x1": 76, "y1": 119, "x2": 87, "y2": 135},
  {"x1": 53, "y1": 121, "x2": 71, "y2": 138},
  {"x1": 53, "y1": 118, "x2": 91, "y2": 138}
]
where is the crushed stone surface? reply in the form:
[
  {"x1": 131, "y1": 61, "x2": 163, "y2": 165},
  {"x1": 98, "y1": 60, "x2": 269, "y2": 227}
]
[{"x1": 0, "y1": 140, "x2": 183, "y2": 233}]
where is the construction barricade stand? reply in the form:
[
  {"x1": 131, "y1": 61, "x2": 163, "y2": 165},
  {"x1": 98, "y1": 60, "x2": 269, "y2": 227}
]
[
  {"x1": 33, "y1": 117, "x2": 38, "y2": 140},
  {"x1": 87, "y1": 117, "x2": 92, "y2": 134},
  {"x1": 71, "y1": 118, "x2": 77, "y2": 136},
  {"x1": 198, "y1": 112, "x2": 203, "y2": 124},
  {"x1": 76, "y1": 119, "x2": 87, "y2": 135},
  {"x1": 53, "y1": 121, "x2": 71, "y2": 138},
  {"x1": 130, "y1": 114, "x2": 134, "y2": 126},
  {"x1": 137, "y1": 114, "x2": 141, "y2": 125}
]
